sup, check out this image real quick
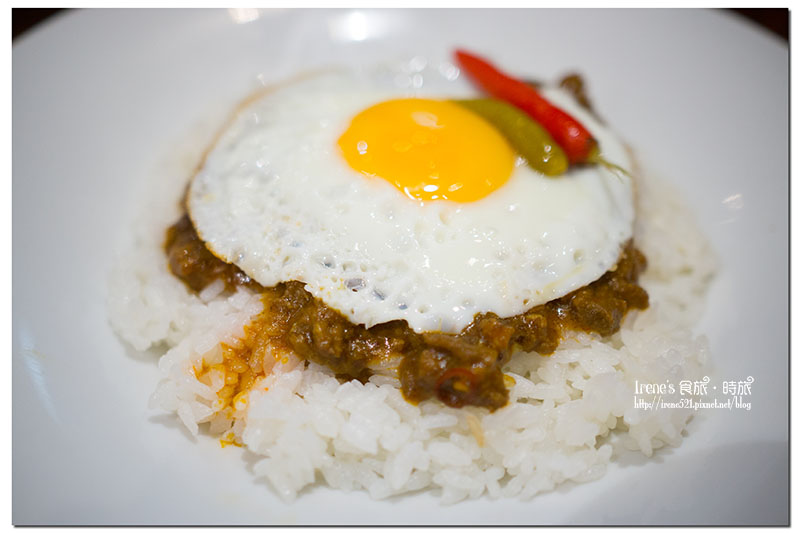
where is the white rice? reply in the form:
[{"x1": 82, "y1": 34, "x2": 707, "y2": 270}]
[{"x1": 108, "y1": 151, "x2": 716, "y2": 503}]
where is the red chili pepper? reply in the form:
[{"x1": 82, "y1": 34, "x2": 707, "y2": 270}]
[
  {"x1": 435, "y1": 367, "x2": 478, "y2": 407},
  {"x1": 454, "y1": 49, "x2": 598, "y2": 165}
]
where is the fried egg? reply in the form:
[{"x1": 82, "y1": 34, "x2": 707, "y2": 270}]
[{"x1": 188, "y1": 65, "x2": 634, "y2": 333}]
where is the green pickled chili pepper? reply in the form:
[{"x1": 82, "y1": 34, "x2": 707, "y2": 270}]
[{"x1": 453, "y1": 98, "x2": 568, "y2": 176}]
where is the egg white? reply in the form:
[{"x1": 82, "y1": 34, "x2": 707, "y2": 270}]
[{"x1": 188, "y1": 67, "x2": 634, "y2": 333}]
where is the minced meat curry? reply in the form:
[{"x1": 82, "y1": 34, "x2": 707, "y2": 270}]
[{"x1": 165, "y1": 213, "x2": 648, "y2": 411}]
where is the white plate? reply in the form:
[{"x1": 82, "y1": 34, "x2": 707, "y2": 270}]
[{"x1": 12, "y1": 8, "x2": 788, "y2": 525}]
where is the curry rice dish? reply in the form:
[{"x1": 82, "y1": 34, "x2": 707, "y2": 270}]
[{"x1": 109, "y1": 55, "x2": 716, "y2": 502}]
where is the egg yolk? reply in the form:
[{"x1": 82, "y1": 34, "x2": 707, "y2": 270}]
[{"x1": 338, "y1": 98, "x2": 515, "y2": 202}]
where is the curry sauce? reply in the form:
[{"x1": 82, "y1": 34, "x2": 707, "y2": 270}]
[{"x1": 166, "y1": 214, "x2": 648, "y2": 411}]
